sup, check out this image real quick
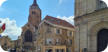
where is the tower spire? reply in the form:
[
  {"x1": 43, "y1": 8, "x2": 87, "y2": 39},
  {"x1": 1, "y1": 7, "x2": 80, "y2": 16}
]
[
  {"x1": 32, "y1": 0, "x2": 38, "y2": 6},
  {"x1": 33, "y1": 0, "x2": 36, "y2": 4}
]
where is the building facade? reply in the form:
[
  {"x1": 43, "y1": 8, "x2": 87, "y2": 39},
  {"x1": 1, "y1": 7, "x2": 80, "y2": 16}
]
[
  {"x1": 74, "y1": 0, "x2": 108, "y2": 52},
  {"x1": 0, "y1": 36, "x2": 11, "y2": 51},
  {"x1": 35, "y1": 16, "x2": 75, "y2": 52},
  {"x1": 14, "y1": 36, "x2": 22, "y2": 52}
]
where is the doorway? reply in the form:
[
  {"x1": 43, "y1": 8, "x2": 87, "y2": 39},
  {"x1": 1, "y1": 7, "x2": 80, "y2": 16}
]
[
  {"x1": 97, "y1": 29, "x2": 108, "y2": 52},
  {"x1": 46, "y1": 49, "x2": 53, "y2": 52}
]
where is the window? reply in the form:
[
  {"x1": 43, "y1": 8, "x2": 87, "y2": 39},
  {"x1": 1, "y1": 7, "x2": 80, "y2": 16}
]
[
  {"x1": 69, "y1": 39, "x2": 72, "y2": 45},
  {"x1": 67, "y1": 48, "x2": 71, "y2": 52},
  {"x1": 55, "y1": 49, "x2": 64, "y2": 52},
  {"x1": 46, "y1": 49, "x2": 52, "y2": 52},
  {"x1": 47, "y1": 27, "x2": 51, "y2": 33},
  {"x1": 68, "y1": 31, "x2": 73, "y2": 36},
  {"x1": 46, "y1": 23, "x2": 52, "y2": 33},
  {"x1": 69, "y1": 31, "x2": 72, "y2": 36},
  {"x1": 46, "y1": 38, "x2": 52, "y2": 45},
  {"x1": 24, "y1": 30, "x2": 33, "y2": 42},
  {"x1": 34, "y1": 26, "x2": 38, "y2": 31},
  {"x1": 56, "y1": 49, "x2": 59, "y2": 52},
  {"x1": 35, "y1": 26, "x2": 38, "y2": 30},
  {"x1": 37, "y1": 46, "x2": 41, "y2": 51},
  {"x1": 24, "y1": 46, "x2": 31, "y2": 49},
  {"x1": 56, "y1": 39, "x2": 59, "y2": 43},
  {"x1": 56, "y1": 29, "x2": 61, "y2": 34},
  {"x1": 61, "y1": 49, "x2": 64, "y2": 52},
  {"x1": 31, "y1": 6, "x2": 36, "y2": 9},
  {"x1": 56, "y1": 39, "x2": 60, "y2": 44},
  {"x1": 32, "y1": 11, "x2": 36, "y2": 14}
]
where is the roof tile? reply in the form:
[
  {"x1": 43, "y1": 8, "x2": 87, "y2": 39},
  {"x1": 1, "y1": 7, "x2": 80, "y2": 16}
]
[{"x1": 44, "y1": 15, "x2": 74, "y2": 28}]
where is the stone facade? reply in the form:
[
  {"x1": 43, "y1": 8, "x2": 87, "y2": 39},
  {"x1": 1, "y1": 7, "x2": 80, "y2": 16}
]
[
  {"x1": 75, "y1": 0, "x2": 107, "y2": 17},
  {"x1": 74, "y1": 0, "x2": 108, "y2": 52},
  {"x1": 20, "y1": 0, "x2": 41, "y2": 52},
  {"x1": 14, "y1": 36, "x2": 22, "y2": 52},
  {"x1": 0, "y1": 36, "x2": 12, "y2": 51},
  {"x1": 35, "y1": 16, "x2": 75, "y2": 52}
]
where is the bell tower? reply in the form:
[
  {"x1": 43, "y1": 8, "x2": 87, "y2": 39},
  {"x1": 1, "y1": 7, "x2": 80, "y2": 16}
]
[
  {"x1": 21, "y1": 0, "x2": 41, "y2": 52},
  {"x1": 28, "y1": 0, "x2": 41, "y2": 27}
]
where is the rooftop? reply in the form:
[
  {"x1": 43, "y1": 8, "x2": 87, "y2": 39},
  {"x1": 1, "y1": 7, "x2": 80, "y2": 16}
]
[{"x1": 44, "y1": 15, "x2": 74, "y2": 28}]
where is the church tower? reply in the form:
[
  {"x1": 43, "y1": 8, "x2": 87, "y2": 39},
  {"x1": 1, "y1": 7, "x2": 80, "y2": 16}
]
[
  {"x1": 21, "y1": 0, "x2": 41, "y2": 52},
  {"x1": 28, "y1": 0, "x2": 41, "y2": 27}
]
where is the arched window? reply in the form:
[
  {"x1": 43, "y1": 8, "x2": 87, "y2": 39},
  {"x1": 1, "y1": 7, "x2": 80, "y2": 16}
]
[{"x1": 24, "y1": 30, "x2": 33, "y2": 42}]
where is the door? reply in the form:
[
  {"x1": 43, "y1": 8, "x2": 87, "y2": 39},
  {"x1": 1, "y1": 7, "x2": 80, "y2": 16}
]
[{"x1": 97, "y1": 29, "x2": 108, "y2": 52}]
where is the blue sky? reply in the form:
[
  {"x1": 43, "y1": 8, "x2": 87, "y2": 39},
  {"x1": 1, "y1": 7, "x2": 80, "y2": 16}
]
[{"x1": 0, "y1": 0, "x2": 74, "y2": 27}]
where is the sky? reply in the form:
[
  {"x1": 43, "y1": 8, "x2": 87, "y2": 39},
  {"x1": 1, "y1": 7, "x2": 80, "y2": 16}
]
[
  {"x1": 0, "y1": 0, "x2": 74, "y2": 40},
  {"x1": 0, "y1": 0, "x2": 108, "y2": 40},
  {"x1": 0, "y1": 0, "x2": 74, "y2": 27}
]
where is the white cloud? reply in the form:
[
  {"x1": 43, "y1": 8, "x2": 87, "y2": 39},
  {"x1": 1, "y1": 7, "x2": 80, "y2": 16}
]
[
  {"x1": 0, "y1": 0, "x2": 7, "y2": 7},
  {"x1": 58, "y1": 0, "x2": 67, "y2": 5},
  {"x1": 0, "y1": 18, "x2": 22, "y2": 40},
  {"x1": 102, "y1": 0, "x2": 108, "y2": 6},
  {"x1": 57, "y1": 16, "x2": 74, "y2": 25},
  {"x1": 59, "y1": 0, "x2": 63, "y2": 4}
]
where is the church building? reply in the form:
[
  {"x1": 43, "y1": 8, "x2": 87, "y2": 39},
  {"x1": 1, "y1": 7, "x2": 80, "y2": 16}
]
[{"x1": 21, "y1": 0, "x2": 41, "y2": 52}]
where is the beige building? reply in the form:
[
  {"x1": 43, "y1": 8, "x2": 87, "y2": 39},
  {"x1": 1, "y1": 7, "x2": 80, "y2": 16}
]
[
  {"x1": 35, "y1": 15, "x2": 75, "y2": 52},
  {"x1": 74, "y1": 0, "x2": 108, "y2": 52},
  {"x1": 0, "y1": 36, "x2": 22, "y2": 52},
  {"x1": 0, "y1": 36, "x2": 11, "y2": 51},
  {"x1": 14, "y1": 36, "x2": 22, "y2": 52}
]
